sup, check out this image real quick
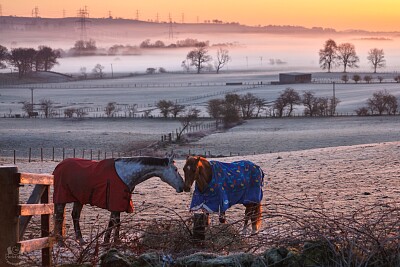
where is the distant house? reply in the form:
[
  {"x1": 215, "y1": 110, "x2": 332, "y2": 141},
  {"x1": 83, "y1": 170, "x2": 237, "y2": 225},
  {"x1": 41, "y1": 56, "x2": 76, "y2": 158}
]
[{"x1": 278, "y1": 72, "x2": 312, "y2": 84}]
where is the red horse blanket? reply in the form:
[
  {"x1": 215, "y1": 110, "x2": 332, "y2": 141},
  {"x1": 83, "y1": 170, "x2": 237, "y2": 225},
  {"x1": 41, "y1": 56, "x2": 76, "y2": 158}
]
[{"x1": 53, "y1": 158, "x2": 134, "y2": 213}]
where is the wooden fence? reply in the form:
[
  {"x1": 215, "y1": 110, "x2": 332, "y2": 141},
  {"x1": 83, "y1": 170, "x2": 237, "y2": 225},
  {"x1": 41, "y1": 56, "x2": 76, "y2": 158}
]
[{"x1": 0, "y1": 166, "x2": 53, "y2": 267}]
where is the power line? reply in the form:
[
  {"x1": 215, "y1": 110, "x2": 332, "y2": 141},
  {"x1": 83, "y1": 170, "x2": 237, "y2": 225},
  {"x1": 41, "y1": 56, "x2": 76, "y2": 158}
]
[
  {"x1": 135, "y1": 9, "x2": 139, "y2": 21},
  {"x1": 76, "y1": 6, "x2": 90, "y2": 42},
  {"x1": 168, "y1": 13, "x2": 174, "y2": 39},
  {"x1": 32, "y1": 6, "x2": 39, "y2": 18}
]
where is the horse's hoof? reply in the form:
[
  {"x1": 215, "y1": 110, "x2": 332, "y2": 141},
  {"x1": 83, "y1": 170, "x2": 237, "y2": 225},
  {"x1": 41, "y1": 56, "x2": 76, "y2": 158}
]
[{"x1": 250, "y1": 230, "x2": 259, "y2": 236}]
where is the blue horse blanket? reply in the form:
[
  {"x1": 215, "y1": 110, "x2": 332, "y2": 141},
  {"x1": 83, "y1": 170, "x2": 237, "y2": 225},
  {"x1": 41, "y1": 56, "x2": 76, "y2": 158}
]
[{"x1": 190, "y1": 160, "x2": 264, "y2": 213}]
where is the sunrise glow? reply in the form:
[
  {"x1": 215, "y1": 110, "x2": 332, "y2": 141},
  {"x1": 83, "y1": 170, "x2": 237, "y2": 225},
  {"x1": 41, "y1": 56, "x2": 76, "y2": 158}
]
[{"x1": 2, "y1": 0, "x2": 400, "y2": 32}]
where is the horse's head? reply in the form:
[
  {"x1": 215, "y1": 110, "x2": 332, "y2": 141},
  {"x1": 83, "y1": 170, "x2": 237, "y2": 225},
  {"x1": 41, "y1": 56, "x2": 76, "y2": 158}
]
[
  {"x1": 183, "y1": 156, "x2": 210, "y2": 193},
  {"x1": 160, "y1": 154, "x2": 185, "y2": 193}
]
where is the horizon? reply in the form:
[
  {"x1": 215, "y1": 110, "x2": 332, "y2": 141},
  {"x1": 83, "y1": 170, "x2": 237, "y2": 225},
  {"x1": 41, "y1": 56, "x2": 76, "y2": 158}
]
[{"x1": 1, "y1": 0, "x2": 400, "y2": 32}]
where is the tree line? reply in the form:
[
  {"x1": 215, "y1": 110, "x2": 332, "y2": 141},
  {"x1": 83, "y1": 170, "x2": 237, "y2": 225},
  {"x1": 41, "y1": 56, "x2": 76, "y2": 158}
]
[
  {"x1": 155, "y1": 88, "x2": 398, "y2": 130},
  {"x1": 319, "y1": 39, "x2": 386, "y2": 73},
  {"x1": 355, "y1": 90, "x2": 398, "y2": 116},
  {"x1": 0, "y1": 45, "x2": 60, "y2": 78}
]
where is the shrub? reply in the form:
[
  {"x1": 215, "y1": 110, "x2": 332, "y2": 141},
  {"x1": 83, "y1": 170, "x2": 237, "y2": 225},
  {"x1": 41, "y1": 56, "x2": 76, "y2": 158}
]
[{"x1": 355, "y1": 107, "x2": 369, "y2": 116}]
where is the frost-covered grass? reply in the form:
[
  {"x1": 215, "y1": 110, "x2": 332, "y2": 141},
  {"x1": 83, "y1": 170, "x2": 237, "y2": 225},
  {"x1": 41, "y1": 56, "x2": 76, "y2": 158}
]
[{"x1": 1, "y1": 72, "x2": 400, "y2": 117}]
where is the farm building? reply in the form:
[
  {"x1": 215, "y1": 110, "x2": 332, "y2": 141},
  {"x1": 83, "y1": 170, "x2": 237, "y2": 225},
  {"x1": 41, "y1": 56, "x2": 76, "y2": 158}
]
[{"x1": 278, "y1": 72, "x2": 312, "y2": 84}]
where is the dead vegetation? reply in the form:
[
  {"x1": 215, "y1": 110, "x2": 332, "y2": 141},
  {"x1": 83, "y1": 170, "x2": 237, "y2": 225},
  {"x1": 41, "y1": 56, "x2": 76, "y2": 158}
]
[{"x1": 18, "y1": 198, "x2": 400, "y2": 266}]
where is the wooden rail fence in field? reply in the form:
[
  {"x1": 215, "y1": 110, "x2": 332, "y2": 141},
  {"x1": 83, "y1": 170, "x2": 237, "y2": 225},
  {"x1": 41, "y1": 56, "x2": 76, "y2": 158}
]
[{"x1": 0, "y1": 166, "x2": 54, "y2": 267}]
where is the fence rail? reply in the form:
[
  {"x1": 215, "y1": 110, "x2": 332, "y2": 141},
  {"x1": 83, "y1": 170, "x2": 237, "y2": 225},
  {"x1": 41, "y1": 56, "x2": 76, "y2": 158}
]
[{"x1": 0, "y1": 166, "x2": 53, "y2": 267}]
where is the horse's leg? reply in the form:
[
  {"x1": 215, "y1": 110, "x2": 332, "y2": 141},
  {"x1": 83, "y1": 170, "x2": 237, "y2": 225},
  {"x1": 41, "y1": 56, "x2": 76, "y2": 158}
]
[
  {"x1": 113, "y1": 212, "x2": 121, "y2": 243},
  {"x1": 219, "y1": 212, "x2": 226, "y2": 224},
  {"x1": 72, "y1": 202, "x2": 86, "y2": 245},
  {"x1": 242, "y1": 205, "x2": 251, "y2": 235},
  {"x1": 104, "y1": 212, "x2": 116, "y2": 243},
  {"x1": 245, "y1": 203, "x2": 262, "y2": 235},
  {"x1": 243, "y1": 204, "x2": 260, "y2": 235},
  {"x1": 54, "y1": 203, "x2": 66, "y2": 246},
  {"x1": 250, "y1": 203, "x2": 262, "y2": 235}
]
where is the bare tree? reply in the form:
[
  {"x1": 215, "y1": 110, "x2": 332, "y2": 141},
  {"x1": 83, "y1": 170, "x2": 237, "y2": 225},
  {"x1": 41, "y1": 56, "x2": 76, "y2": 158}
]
[
  {"x1": 367, "y1": 90, "x2": 397, "y2": 115},
  {"x1": 222, "y1": 93, "x2": 241, "y2": 127},
  {"x1": 176, "y1": 107, "x2": 201, "y2": 141},
  {"x1": 364, "y1": 75, "x2": 373, "y2": 84},
  {"x1": 273, "y1": 88, "x2": 301, "y2": 117},
  {"x1": 181, "y1": 60, "x2": 191, "y2": 72},
  {"x1": 22, "y1": 101, "x2": 34, "y2": 117},
  {"x1": 273, "y1": 97, "x2": 286, "y2": 117},
  {"x1": 40, "y1": 99, "x2": 54, "y2": 118},
  {"x1": 64, "y1": 108, "x2": 76, "y2": 118},
  {"x1": 255, "y1": 98, "x2": 267, "y2": 117},
  {"x1": 186, "y1": 43, "x2": 212, "y2": 74},
  {"x1": 302, "y1": 91, "x2": 318, "y2": 117},
  {"x1": 319, "y1": 39, "x2": 338, "y2": 73},
  {"x1": 8, "y1": 48, "x2": 37, "y2": 78},
  {"x1": 385, "y1": 94, "x2": 398, "y2": 115},
  {"x1": 0, "y1": 45, "x2": 8, "y2": 69},
  {"x1": 156, "y1": 100, "x2": 174, "y2": 118},
  {"x1": 92, "y1": 63, "x2": 105, "y2": 78},
  {"x1": 281, "y1": 88, "x2": 301, "y2": 116},
  {"x1": 36, "y1": 45, "x2": 60, "y2": 71},
  {"x1": 214, "y1": 47, "x2": 231, "y2": 74},
  {"x1": 170, "y1": 103, "x2": 186, "y2": 118},
  {"x1": 355, "y1": 107, "x2": 369, "y2": 116},
  {"x1": 207, "y1": 99, "x2": 224, "y2": 127},
  {"x1": 71, "y1": 39, "x2": 97, "y2": 56},
  {"x1": 352, "y1": 74, "x2": 361, "y2": 83},
  {"x1": 337, "y1": 43, "x2": 359, "y2": 72},
  {"x1": 239, "y1": 93, "x2": 260, "y2": 119},
  {"x1": 146, "y1": 67, "x2": 156, "y2": 74},
  {"x1": 367, "y1": 48, "x2": 385, "y2": 73}
]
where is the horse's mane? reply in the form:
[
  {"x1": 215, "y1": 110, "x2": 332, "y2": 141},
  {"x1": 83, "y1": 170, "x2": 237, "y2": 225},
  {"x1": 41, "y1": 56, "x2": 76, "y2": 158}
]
[{"x1": 116, "y1": 157, "x2": 169, "y2": 166}]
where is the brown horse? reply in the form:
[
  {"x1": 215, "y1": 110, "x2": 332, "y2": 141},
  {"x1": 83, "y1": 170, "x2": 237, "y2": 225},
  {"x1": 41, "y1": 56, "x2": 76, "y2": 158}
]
[{"x1": 183, "y1": 156, "x2": 264, "y2": 235}]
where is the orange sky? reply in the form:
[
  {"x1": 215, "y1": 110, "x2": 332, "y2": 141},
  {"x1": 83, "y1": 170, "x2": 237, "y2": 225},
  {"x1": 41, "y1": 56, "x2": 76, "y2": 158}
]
[{"x1": 2, "y1": 0, "x2": 400, "y2": 32}]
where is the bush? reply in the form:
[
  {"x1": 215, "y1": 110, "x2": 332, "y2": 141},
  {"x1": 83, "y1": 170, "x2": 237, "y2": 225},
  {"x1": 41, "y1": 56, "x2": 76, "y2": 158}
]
[
  {"x1": 64, "y1": 108, "x2": 76, "y2": 118},
  {"x1": 355, "y1": 107, "x2": 369, "y2": 116},
  {"x1": 146, "y1": 68, "x2": 156, "y2": 74}
]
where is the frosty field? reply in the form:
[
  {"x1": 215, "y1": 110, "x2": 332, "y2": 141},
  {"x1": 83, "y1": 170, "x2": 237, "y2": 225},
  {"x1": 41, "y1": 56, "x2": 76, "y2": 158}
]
[{"x1": 1, "y1": 72, "x2": 400, "y2": 160}]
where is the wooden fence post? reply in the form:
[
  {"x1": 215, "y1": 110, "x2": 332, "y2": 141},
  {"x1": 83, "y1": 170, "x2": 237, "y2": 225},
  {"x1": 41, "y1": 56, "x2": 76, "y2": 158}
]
[
  {"x1": 0, "y1": 166, "x2": 20, "y2": 266},
  {"x1": 41, "y1": 186, "x2": 51, "y2": 266}
]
